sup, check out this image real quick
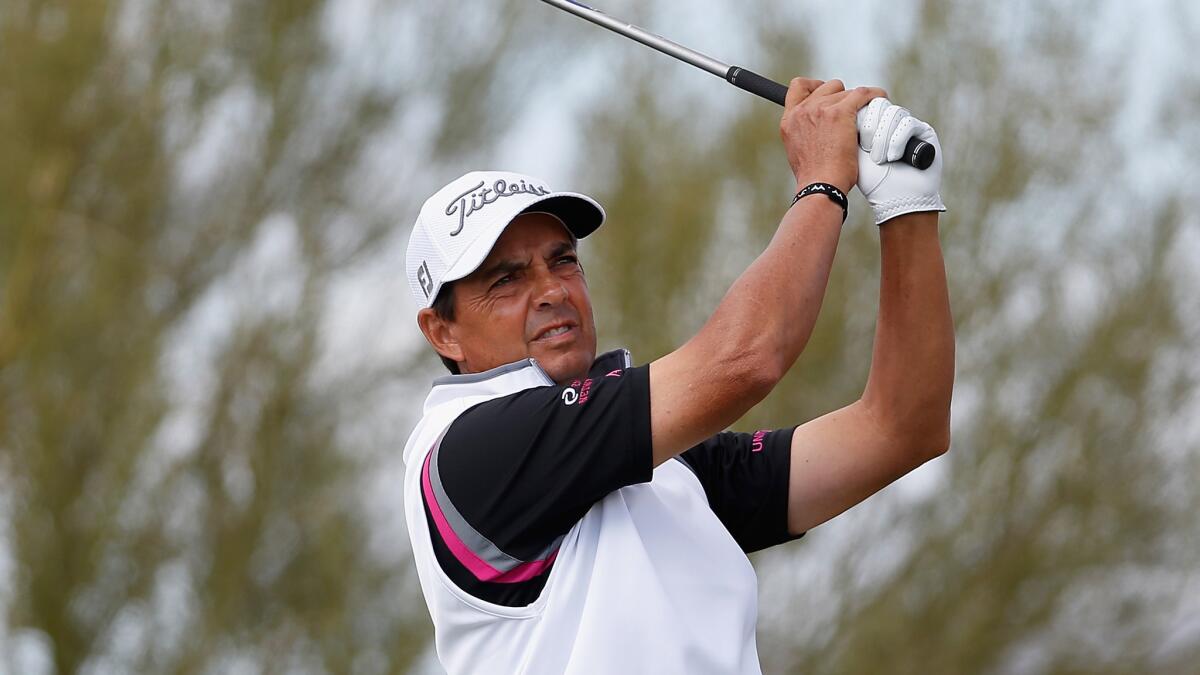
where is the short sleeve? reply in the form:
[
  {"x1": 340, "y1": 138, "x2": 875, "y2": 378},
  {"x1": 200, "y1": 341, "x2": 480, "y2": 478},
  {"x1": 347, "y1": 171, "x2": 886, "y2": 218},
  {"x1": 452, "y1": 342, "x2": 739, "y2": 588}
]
[
  {"x1": 677, "y1": 427, "x2": 803, "y2": 553},
  {"x1": 432, "y1": 363, "x2": 653, "y2": 563}
]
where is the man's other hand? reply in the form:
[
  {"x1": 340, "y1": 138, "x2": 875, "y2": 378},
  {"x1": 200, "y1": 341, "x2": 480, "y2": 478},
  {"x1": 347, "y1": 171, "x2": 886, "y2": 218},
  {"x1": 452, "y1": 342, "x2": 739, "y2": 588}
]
[{"x1": 855, "y1": 97, "x2": 947, "y2": 225}]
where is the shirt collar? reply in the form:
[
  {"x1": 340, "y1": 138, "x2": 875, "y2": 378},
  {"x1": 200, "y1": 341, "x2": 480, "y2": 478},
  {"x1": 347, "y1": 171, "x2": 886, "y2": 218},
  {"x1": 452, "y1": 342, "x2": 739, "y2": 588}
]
[{"x1": 425, "y1": 348, "x2": 633, "y2": 412}]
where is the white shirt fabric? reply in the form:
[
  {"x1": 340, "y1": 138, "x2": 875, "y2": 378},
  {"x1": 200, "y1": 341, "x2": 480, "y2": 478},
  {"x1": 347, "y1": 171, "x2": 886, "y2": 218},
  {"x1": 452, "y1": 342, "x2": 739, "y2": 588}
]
[{"x1": 402, "y1": 357, "x2": 765, "y2": 675}]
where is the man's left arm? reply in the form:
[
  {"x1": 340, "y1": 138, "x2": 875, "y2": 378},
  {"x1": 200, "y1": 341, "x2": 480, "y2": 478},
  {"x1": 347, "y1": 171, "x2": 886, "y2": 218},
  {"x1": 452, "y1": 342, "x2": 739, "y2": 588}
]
[
  {"x1": 787, "y1": 211, "x2": 953, "y2": 534},
  {"x1": 787, "y1": 101, "x2": 955, "y2": 535}
]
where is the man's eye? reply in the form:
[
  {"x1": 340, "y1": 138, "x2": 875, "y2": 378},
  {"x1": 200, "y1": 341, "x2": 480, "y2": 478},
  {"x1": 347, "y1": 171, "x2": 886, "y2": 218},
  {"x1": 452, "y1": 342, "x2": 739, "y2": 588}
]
[
  {"x1": 556, "y1": 255, "x2": 579, "y2": 266},
  {"x1": 491, "y1": 274, "x2": 513, "y2": 289}
]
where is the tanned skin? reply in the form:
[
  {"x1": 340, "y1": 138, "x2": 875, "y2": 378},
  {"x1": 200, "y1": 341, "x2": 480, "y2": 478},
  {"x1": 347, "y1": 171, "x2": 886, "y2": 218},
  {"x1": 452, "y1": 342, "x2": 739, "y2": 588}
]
[{"x1": 420, "y1": 78, "x2": 954, "y2": 538}]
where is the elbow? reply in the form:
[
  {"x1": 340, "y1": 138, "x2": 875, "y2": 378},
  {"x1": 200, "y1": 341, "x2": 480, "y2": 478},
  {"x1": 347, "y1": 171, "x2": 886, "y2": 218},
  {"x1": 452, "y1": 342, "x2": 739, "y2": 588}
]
[
  {"x1": 682, "y1": 313, "x2": 792, "y2": 413},
  {"x1": 721, "y1": 356, "x2": 781, "y2": 408},
  {"x1": 712, "y1": 342, "x2": 785, "y2": 408},
  {"x1": 753, "y1": 353, "x2": 789, "y2": 397},
  {"x1": 907, "y1": 409, "x2": 952, "y2": 462},
  {"x1": 736, "y1": 343, "x2": 789, "y2": 401},
  {"x1": 692, "y1": 302, "x2": 795, "y2": 404},
  {"x1": 923, "y1": 424, "x2": 952, "y2": 460},
  {"x1": 864, "y1": 398, "x2": 952, "y2": 464},
  {"x1": 889, "y1": 421, "x2": 951, "y2": 469}
]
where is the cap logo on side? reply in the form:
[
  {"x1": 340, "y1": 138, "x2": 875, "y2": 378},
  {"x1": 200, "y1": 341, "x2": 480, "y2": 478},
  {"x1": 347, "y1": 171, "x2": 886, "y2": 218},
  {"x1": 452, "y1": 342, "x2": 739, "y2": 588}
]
[
  {"x1": 417, "y1": 260, "x2": 434, "y2": 299},
  {"x1": 444, "y1": 179, "x2": 551, "y2": 236}
]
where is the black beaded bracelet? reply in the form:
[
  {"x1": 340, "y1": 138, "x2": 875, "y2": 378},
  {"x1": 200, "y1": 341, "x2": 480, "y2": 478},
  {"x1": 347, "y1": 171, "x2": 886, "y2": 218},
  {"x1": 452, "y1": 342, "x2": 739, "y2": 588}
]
[{"x1": 791, "y1": 182, "x2": 848, "y2": 223}]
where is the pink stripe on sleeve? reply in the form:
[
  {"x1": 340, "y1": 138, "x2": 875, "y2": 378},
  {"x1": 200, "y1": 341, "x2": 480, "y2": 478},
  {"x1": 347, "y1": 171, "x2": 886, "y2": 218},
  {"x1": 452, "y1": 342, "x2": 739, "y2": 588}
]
[{"x1": 421, "y1": 449, "x2": 557, "y2": 583}]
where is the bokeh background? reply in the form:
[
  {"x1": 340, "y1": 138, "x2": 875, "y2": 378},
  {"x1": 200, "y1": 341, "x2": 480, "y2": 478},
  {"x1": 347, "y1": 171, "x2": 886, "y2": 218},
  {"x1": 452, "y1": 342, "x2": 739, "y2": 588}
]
[{"x1": 2, "y1": 0, "x2": 1198, "y2": 672}]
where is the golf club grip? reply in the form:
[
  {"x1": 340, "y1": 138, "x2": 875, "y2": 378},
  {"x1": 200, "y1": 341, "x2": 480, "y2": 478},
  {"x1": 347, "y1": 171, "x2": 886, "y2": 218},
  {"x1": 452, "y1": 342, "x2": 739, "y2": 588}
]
[{"x1": 725, "y1": 66, "x2": 935, "y2": 170}]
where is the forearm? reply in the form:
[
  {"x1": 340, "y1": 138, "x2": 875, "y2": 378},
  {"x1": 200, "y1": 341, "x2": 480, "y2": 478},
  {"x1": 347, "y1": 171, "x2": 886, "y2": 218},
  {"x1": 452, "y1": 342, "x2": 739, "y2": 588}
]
[
  {"x1": 649, "y1": 195, "x2": 844, "y2": 465},
  {"x1": 695, "y1": 194, "x2": 844, "y2": 384},
  {"x1": 861, "y1": 211, "x2": 954, "y2": 450},
  {"x1": 649, "y1": 78, "x2": 883, "y2": 464}
]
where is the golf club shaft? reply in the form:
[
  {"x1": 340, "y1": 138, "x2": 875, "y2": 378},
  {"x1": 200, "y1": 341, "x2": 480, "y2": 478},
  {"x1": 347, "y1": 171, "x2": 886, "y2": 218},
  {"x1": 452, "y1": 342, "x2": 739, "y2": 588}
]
[{"x1": 538, "y1": 0, "x2": 934, "y2": 170}]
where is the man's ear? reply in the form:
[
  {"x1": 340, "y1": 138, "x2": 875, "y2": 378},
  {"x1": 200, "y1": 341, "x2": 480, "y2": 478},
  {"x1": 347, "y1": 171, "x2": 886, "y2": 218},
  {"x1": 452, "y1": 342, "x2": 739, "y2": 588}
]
[{"x1": 417, "y1": 307, "x2": 463, "y2": 365}]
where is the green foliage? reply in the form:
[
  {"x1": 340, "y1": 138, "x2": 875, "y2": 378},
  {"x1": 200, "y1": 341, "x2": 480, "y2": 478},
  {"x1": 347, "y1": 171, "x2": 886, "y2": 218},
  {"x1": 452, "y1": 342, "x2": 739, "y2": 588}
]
[
  {"x1": 2, "y1": 0, "x2": 1196, "y2": 673},
  {"x1": 0, "y1": 0, "x2": 552, "y2": 671}
]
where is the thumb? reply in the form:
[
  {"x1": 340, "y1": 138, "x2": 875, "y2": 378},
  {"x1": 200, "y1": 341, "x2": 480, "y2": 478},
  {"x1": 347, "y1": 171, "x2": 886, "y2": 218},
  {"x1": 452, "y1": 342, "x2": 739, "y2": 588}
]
[
  {"x1": 856, "y1": 146, "x2": 889, "y2": 197},
  {"x1": 856, "y1": 97, "x2": 891, "y2": 156}
]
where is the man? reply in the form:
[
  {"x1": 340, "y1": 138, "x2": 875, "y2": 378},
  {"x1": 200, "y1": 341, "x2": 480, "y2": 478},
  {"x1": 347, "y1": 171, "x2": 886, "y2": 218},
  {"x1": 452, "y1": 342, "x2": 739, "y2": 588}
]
[{"x1": 402, "y1": 79, "x2": 953, "y2": 674}]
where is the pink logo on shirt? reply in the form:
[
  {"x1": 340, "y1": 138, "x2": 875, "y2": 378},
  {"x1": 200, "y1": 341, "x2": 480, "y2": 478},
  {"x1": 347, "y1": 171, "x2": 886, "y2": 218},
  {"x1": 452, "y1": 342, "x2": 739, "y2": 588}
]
[
  {"x1": 563, "y1": 378, "x2": 593, "y2": 406},
  {"x1": 605, "y1": 369, "x2": 622, "y2": 378},
  {"x1": 751, "y1": 430, "x2": 768, "y2": 453}
]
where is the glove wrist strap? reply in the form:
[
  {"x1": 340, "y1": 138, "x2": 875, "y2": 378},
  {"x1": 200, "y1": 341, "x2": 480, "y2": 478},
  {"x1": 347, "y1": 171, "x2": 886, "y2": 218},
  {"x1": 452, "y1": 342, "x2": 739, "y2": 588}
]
[{"x1": 791, "y1": 183, "x2": 848, "y2": 223}]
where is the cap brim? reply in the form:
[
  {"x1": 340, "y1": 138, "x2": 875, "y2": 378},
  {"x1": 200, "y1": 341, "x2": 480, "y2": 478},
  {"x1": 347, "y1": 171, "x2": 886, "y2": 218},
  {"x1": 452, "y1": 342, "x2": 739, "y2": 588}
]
[
  {"x1": 440, "y1": 192, "x2": 605, "y2": 286},
  {"x1": 518, "y1": 192, "x2": 605, "y2": 238}
]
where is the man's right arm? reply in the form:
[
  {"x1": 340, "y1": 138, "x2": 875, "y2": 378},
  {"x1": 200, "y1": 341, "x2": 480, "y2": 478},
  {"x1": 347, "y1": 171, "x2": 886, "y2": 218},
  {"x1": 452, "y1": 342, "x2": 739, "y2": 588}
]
[{"x1": 648, "y1": 79, "x2": 886, "y2": 466}]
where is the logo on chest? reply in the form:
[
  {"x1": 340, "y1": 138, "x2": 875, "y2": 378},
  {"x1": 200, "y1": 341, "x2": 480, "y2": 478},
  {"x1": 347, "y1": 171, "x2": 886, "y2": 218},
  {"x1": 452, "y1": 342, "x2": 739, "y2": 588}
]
[{"x1": 561, "y1": 378, "x2": 593, "y2": 406}]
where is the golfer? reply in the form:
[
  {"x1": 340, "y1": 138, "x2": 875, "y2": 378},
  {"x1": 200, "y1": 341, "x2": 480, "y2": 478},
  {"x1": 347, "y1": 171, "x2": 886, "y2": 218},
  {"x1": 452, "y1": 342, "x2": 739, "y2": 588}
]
[{"x1": 402, "y1": 79, "x2": 953, "y2": 674}]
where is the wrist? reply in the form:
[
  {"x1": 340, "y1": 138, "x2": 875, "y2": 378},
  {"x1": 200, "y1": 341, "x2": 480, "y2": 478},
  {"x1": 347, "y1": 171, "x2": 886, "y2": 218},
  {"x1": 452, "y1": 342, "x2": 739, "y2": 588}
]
[
  {"x1": 869, "y1": 194, "x2": 946, "y2": 226},
  {"x1": 878, "y1": 210, "x2": 939, "y2": 229},
  {"x1": 790, "y1": 182, "x2": 849, "y2": 223}
]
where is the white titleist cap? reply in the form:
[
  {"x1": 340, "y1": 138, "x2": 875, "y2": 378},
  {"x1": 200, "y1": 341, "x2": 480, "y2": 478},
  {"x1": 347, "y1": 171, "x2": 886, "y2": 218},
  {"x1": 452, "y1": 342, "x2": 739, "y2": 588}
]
[{"x1": 406, "y1": 171, "x2": 605, "y2": 309}]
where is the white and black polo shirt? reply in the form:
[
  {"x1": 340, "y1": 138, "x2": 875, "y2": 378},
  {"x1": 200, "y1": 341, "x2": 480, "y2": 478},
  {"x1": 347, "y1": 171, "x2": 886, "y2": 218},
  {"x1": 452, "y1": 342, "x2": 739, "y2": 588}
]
[{"x1": 402, "y1": 350, "x2": 801, "y2": 675}]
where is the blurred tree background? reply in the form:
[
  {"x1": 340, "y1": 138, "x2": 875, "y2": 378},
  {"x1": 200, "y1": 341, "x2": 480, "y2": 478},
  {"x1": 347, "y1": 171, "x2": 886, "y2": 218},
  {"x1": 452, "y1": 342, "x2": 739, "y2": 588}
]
[{"x1": 1, "y1": 0, "x2": 1196, "y2": 673}]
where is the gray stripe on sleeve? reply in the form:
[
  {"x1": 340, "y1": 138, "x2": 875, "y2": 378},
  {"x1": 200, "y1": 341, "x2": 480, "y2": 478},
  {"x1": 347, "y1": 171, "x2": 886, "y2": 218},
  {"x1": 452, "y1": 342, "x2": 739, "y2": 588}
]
[{"x1": 428, "y1": 442, "x2": 562, "y2": 572}]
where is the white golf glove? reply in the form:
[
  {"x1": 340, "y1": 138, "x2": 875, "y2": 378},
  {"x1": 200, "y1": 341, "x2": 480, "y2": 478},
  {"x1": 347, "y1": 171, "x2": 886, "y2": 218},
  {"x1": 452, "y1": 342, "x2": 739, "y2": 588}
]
[{"x1": 856, "y1": 98, "x2": 946, "y2": 225}]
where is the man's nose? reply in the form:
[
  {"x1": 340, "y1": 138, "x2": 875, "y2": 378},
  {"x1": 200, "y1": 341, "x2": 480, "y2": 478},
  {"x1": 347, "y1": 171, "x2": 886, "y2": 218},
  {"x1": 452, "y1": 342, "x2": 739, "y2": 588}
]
[{"x1": 532, "y1": 268, "x2": 568, "y2": 307}]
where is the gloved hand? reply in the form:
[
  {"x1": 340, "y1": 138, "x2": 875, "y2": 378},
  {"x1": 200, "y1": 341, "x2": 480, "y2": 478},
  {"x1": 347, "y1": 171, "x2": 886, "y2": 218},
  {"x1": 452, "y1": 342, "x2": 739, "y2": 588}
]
[{"x1": 856, "y1": 98, "x2": 946, "y2": 225}]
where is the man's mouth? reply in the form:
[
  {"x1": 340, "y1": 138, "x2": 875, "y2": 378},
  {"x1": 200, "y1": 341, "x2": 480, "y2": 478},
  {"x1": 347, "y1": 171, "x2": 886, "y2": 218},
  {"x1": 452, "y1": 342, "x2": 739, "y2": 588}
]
[{"x1": 533, "y1": 322, "x2": 576, "y2": 341}]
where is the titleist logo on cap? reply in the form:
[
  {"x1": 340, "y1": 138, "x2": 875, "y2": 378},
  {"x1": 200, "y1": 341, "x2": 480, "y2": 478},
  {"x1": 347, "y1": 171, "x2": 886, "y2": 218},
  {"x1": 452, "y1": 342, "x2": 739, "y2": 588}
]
[{"x1": 445, "y1": 179, "x2": 551, "y2": 236}]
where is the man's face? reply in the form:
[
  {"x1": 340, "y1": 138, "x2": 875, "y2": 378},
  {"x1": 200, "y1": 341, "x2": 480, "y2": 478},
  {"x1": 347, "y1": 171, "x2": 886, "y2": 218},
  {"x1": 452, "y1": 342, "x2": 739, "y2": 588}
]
[{"x1": 439, "y1": 213, "x2": 597, "y2": 384}]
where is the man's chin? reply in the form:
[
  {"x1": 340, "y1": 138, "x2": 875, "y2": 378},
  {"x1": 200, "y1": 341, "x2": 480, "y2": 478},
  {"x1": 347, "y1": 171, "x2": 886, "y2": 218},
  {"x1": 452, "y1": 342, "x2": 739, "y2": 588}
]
[{"x1": 535, "y1": 348, "x2": 594, "y2": 385}]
